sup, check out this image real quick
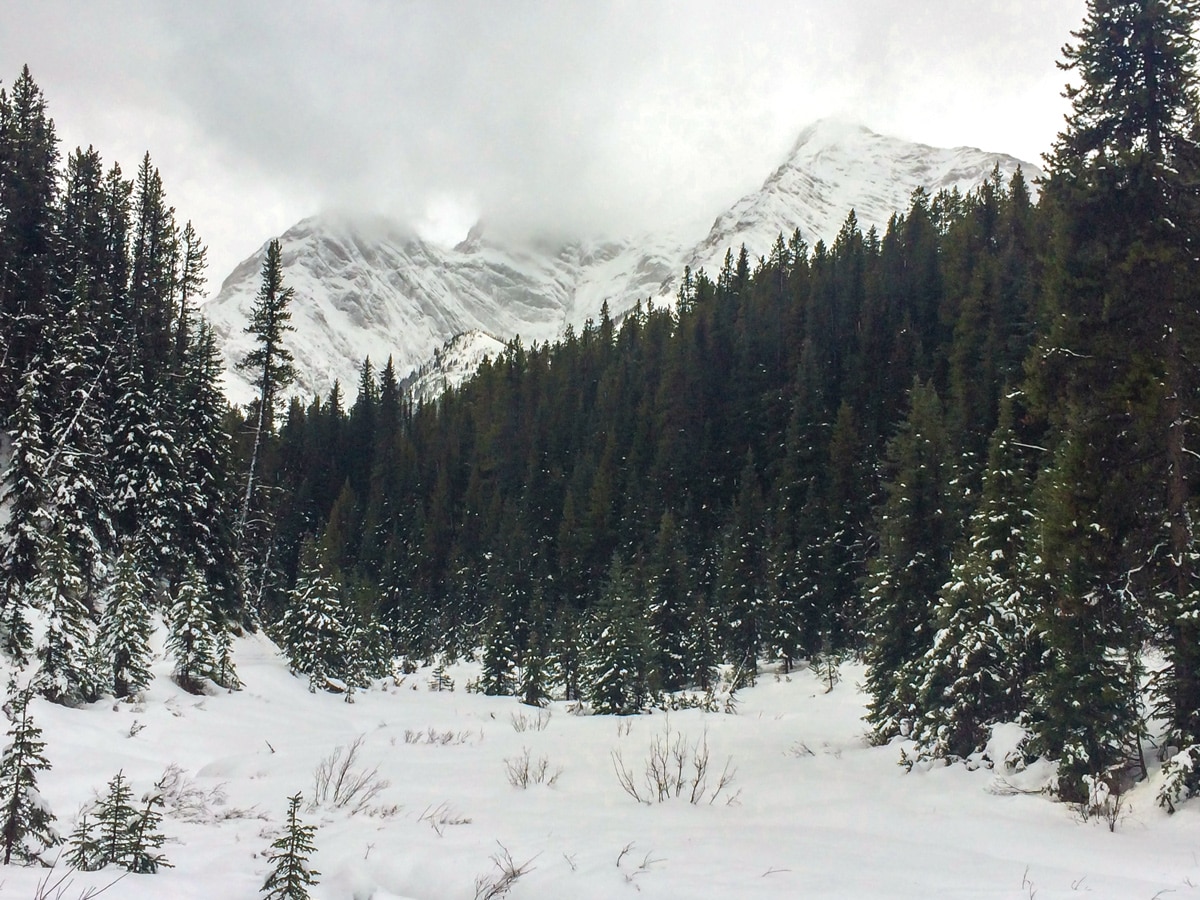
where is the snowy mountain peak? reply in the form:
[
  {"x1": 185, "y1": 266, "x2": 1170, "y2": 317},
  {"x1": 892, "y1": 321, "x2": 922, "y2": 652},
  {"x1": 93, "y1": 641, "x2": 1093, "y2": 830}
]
[
  {"x1": 204, "y1": 122, "x2": 1041, "y2": 405},
  {"x1": 787, "y1": 117, "x2": 877, "y2": 157}
]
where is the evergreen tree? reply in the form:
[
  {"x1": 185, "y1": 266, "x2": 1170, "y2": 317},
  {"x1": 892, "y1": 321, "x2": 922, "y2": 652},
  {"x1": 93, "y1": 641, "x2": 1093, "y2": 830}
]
[
  {"x1": 261, "y1": 793, "x2": 319, "y2": 900},
  {"x1": 549, "y1": 606, "x2": 582, "y2": 702},
  {"x1": 479, "y1": 603, "x2": 518, "y2": 697},
  {"x1": 126, "y1": 780, "x2": 170, "y2": 873},
  {"x1": 31, "y1": 529, "x2": 93, "y2": 705},
  {"x1": 1024, "y1": 0, "x2": 1200, "y2": 796},
  {"x1": 90, "y1": 771, "x2": 137, "y2": 871},
  {"x1": 176, "y1": 322, "x2": 238, "y2": 617},
  {"x1": 909, "y1": 398, "x2": 1040, "y2": 763},
  {"x1": 108, "y1": 355, "x2": 184, "y2": 583},
  {"x1": 0, "y1": 686, "x2": 59, "y2": 866},
  {"x1": 0, "y1": 359, "x2": 50, "y2": 662},
  {"x1": 165, "y1": 565, "x2": 217, "y2": 693},
  {"x1": 63, "y1": 812, "x2": 97, "y2": 871},
  {"x1": 647, "y1": 510, "x2": 692, "y2": 692},
  {"x1": 171, "y1": 220, "x2": 206, "y2": 371},
  {"x1": 279, "y1": 546, "x2": 346, "y2": 692},
  {"x1": 96, "y1": 546, "x2": 154, "y2": 699},
  {"x1": 584, "y1": 556, "x2": 652, "y2": 715},
  {"x1": 210, "y1": 622, "x2": 241, "y2": 692},
  {"x1": 128, "y1": 153, "x2": 177, "y2": 380},
  {"x1": 0, "y1": 66, "x2": 60, "y2": 402},
  {"x1": 65, "y1": 771, "x2": 170, "y2": 873},
  {"x1": 237, "y1": 239, "x2": 296, "y2": 537},
  {"x1": 715, "y1": 453, "x2": 768, "y2": 683},
  {"x1": 518, "y1": 603, "x2": 552, "y2": 708},
  {"x1": 863, "y1": 380, "x2": 956, "y2": 742}
]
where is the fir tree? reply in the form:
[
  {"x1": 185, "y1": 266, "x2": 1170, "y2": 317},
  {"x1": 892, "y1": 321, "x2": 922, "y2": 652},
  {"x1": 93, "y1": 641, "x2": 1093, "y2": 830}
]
[
  {"x1": 237, "y1": 239, "x2": 296, "y2": 539},
  {"x1": 91, "y1": 771, "x2": 137, "y2": 871},
  {"x1": 0, "y1": 357, "x2": 51, "y2": 662},
  {"x1": 1024, "y1": 0, "x2": 1200, "y2": 796},
  {"x1": 210, "y1": 622, "x2": 241, "y2": 691},
  {"x1": 519, "y1": 622, "x2": 551, "y2": 708},
  {"x1": 863, "y1": 380, "x2": 956, "y2": 742},
  {"x1": 280, "y1": 546, "x2": 346, "y2": 692},
  {"x1": 126, "y1": 779, "x2": 170, "y2": 874},
  {"x1": 584, "y1": 556, "x2": 652, "y2": 715},
  {"x1": 96, "y1": 546, "x2": 154, "y2": 699},
  {"x1": 72, "y1": 770, "x2": 170, "y2": 872},
  {"x1": 31, "y1": 529, "x2": 93, "y2": 706},
  {"x1": 128, "y1": 153, "x2": 177, "y2": 381},
  {"x1": 479, "y1": 604, "x2": 518, "y2": 697},
  {"x1": 715, "y1": 453, "x2": 768, "y2": 684},
  {"x1": 647, "y1": 510, "x2": 692, "y2": 692},
  {"x1": 176, "y1": 322, "x2": 239, "y2": 618},
  {"x1": 0, "y1": 686, "x2": 59, "y2": 865},
  {"x1": 63, "y1": 812, "x2": 97, "y2": 871},
  {"x1": 0, "y1": 66, "x2": 60, "y2": 396},
  {"x1": 165, "y1": 565, "x2": 217, "y2": 693},
  {"x1": 261, "y1": 793, "x2": 319, "y2": 900},
  {"x1": 909, "y1": 398, "x2": 1040, "y2": 763}
]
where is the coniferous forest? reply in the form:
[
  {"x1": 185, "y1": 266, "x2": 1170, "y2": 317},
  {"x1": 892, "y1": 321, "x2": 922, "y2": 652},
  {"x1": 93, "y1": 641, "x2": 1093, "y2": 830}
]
[{"x1": 3, "y1": 0, "x2": 1200, "y2": 822}]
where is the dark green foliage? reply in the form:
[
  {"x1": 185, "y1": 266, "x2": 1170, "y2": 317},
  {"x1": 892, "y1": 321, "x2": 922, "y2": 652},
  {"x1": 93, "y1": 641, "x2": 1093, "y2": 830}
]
[
  {"x1": 261, "y1": 793, "x2": 319, "y2": 900},
  {"x1": 70, "y1": 770, "x2": 170, "y2": 873},
  {"x1": 237, "y1": 238, "x2": 298, "y2": 622},
  {"x1": 863, "y1": 380, "x2": 957, "y2": 742},
  {"x1": 909, "y1": 398, "x2": 1040, "y2": 762},
  {"x1": 91, "y1": 771, "x2": 135, "y2": 869},
  {"x1": 584, "y1": 557, "x2": 652, "y2": 715},
  {"x1": 0, "y1": 686, "x2": 59, "y2": 866},
  {"x1": 31, "y1": 529, "x2": 94, "y2": 706},
  {"x1": 279, "y1": 545, "x2": 348, "y2": 692},
  {"x1": 0, "y1": 67, "x2": 240, "y2": 712},
  {"x1": 126, "y1": 781, "x2": 171, "y2": 874},
  {"x1": 166, "y1": 565, "x2": 218, "y2": 693},
  {"x1": 1021, "y1": 0, "x2": 1200, "y2": 796},
  {"x1": 97, "y1": 546, "x2": 153, "y2": 699}
]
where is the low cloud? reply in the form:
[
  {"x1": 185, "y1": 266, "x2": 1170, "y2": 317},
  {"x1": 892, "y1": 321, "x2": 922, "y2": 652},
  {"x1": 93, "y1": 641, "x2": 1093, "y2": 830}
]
[{"x1": 4, "y1": 0, "x2": 1086, "y2": 285}]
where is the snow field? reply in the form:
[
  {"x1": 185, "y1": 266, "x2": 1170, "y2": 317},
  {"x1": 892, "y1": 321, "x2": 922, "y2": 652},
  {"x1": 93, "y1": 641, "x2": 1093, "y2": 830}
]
[{"x1": 2, "y1": 631, "x2": 1197, "y2": 899}]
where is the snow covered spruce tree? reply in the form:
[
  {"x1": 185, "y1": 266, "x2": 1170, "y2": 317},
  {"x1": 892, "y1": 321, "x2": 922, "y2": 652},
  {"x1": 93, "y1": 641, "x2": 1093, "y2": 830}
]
[
  {"x1": 108, "y1": 356, "x2": 185, "y2": 589},
  {"x1": 647, "y1": 510, "x2": 694, "y2": 692},
  {"x1": 0, "y1": 358, "x2": 52, "y2": 663},
  {"x1": 96, "y1": 546, "x2": 154, "y2": 699},
  {"x1": 125, "y1": 779, "x2": 170, "y2": 874},
  {"x1": 68, "y1": 769, "x2": 169, "y2": 872},
  {"x1": 714, "y1": 452, "x2": 769, "y2": 685},
  {"x1": 1024, "y1": 0, "x2": 1200, "y2": 802},
  {"x1": 176, "y1": 320, "x2": 240, "y2": 619},
  {"x1": 280, "y1": 544, "x2": 347, "y2": 692},
  {"x1": 166, "y1": 564, "x2": 219, "y2": 693},
  {"x1": 908, "y1": 397, "x2": 1040, "y2": 764},
  {"x1": 0, "y1": 685, "x2": 60, "y2": 866},
  {"x1": 863, "y1": 379, "x2": 957, "y2": 743},
  {"x1": 31, "y1": 529, "x2": 95, "y2": 705},
  {"x1": 479, "y1": 601, "x2": 519, "y2": 697},
  {"x1": 584, "y1": 556, "x2": 652, "y2": 715},
  {"x1": 237, "y1": 238, "x2": 297, "y2": 620},
  {"x1": 261, "y1": 793, "x2": 319, "y2": 900}
]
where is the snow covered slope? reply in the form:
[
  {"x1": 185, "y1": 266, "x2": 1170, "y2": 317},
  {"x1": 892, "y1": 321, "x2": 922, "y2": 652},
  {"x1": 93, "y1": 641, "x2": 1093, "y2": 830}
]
[
  {"x1": 400, "y1": 329, "x2": 508, "y2": 405},
  {"x1": 204, "y1": 121, "x2": 1039, "y2": 406},
  {"x1": 678, "y1": 118, "x2": 1036, "y2": 282},
  {"x1": 3, "y1": 639, "x2": 1195, "y2": 900}
]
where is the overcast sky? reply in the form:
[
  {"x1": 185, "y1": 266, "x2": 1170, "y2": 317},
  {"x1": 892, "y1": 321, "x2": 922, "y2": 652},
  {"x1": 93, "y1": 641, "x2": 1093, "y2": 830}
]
[{"x1": 4, "y1": 1, "x2": 1088, "y2": 291}]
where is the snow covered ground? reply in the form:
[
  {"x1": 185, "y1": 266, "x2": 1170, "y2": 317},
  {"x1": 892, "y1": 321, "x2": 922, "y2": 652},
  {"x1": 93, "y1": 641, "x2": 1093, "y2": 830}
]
[{"x1": 3, "y1": 632, "x2": 1197, "y2": 900}]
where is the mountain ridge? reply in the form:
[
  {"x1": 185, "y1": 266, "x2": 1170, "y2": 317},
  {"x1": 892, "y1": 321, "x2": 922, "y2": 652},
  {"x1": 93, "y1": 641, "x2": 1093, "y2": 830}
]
[{"x1": 203, "y1": 120, "x2": 1040, "y2": 406}]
